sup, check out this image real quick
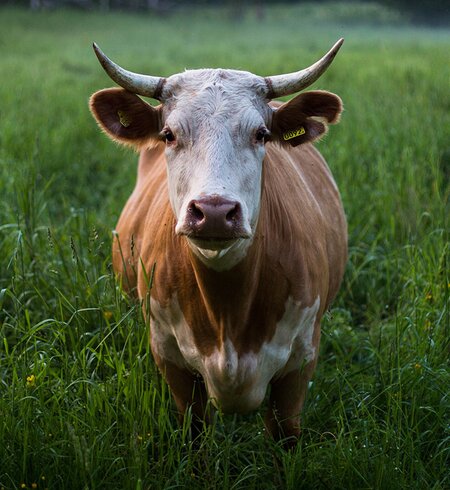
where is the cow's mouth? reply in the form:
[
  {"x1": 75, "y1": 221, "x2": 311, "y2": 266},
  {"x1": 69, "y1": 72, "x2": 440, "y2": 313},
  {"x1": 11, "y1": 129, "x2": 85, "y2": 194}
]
[
  {"x1": 183, "y1": 233, "x2": 254, "y2": 267},
  {"x1": 188, "y1": 236, "x2": 241, "y2": 251}
]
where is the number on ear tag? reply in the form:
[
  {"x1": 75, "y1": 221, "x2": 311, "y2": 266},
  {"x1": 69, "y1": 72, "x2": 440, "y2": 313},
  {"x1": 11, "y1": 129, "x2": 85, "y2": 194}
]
[{"x1": 283, "y1": 127, "x2": 305, "y2": 141}]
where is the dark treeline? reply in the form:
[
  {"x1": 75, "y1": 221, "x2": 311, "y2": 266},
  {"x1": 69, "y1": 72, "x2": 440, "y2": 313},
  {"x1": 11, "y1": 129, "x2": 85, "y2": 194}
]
[{"x1": 2, "y1": 0, "x2": 449, "y2": 25}]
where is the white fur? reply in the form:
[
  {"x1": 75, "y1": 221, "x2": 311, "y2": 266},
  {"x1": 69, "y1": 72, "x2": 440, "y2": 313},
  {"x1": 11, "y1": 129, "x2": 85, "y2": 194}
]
[
  {"x1": 150, "y1": 294, "x2": 320, "y2": 413},
  {"x1": 160, "y1": 70, "x2": 272, "y2": 269}
]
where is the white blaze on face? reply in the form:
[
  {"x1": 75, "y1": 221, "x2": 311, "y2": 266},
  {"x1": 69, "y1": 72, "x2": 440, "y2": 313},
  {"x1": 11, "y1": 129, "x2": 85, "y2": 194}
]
[{"x1": 160, "y1": 70, "x2": 271, "y2": 268}]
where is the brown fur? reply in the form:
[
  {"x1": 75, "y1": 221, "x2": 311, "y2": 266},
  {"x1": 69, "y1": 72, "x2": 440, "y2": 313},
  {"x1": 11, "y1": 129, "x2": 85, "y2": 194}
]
[
  {"x1": 91, "y1": 88, "x2": 347, "y2": 445},
  {"x1": 109, "y1": 141, "x2": 347, "y2": 440}
]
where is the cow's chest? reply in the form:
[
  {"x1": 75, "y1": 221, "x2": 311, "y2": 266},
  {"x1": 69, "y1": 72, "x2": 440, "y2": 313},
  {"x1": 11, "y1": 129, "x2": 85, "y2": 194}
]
[{"x1": 150, "y1": 295, "x2": 320, "y2": 413}]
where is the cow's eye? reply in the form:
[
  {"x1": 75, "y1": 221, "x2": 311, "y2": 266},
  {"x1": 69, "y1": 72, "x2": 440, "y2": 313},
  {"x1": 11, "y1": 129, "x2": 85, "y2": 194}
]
[
  {"x1": 255, "y1": 127, "x2": 270, "y2": 143},
  {"x1": 162, "y1": 128, "x2": 176, "y2": 143}
]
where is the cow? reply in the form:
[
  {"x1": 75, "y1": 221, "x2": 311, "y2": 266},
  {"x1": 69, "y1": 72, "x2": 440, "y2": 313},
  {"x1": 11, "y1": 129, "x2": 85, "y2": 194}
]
[{"x1": 89, "y1": 40, "x2": 347, "y2": 447}]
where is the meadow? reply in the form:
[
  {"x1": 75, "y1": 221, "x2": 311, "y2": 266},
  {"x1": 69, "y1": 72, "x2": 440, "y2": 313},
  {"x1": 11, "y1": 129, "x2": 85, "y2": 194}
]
[{"x1": 0, "y1": 3, "x2": 448, "y2": 489}]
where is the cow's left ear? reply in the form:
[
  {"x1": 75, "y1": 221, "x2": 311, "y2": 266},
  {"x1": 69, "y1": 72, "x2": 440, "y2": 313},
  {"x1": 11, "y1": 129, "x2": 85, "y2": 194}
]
[
  {"x1": 271, "y1": 90, "x2": 343, "y2": 147},
  {"x1": 89, "y1": 88, "x2": 162, "y2": 149}
]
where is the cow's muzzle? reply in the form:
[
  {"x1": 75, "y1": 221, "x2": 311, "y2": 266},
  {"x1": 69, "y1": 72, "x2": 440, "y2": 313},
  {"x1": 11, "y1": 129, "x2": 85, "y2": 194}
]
[{"x1": 177, "y1": 195, "x2": 251, "y2": 245}]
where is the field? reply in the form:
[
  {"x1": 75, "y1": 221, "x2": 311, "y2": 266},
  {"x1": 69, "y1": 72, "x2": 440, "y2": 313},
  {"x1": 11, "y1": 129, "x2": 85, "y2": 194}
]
[{"x1": 0, "y1": 3, "x2": 448, "y2": 489}]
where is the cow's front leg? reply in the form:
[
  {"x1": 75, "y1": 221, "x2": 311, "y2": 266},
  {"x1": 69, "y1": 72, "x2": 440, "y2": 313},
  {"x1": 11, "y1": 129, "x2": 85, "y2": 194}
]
[
  {"x1": 152, "y1": 352, "x2": 212, "y2": 439},
  {"x1": 265, "y1": 357, "x2": 318, "y2": 449}
]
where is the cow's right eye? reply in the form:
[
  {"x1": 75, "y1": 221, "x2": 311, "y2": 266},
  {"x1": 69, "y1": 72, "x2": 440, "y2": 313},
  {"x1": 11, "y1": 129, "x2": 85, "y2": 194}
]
[{"x1": 162, "y1": 128, "x2": 176, "y2": 143}]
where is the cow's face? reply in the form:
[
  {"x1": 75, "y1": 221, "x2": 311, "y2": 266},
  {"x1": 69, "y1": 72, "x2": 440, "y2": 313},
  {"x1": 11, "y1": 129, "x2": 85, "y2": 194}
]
[
  {"x1": 90, "y1": 71, "x2": 272, "y2": 268},
  {"x1": 159, "y1": 71, "x2": 272, "y2": 264},
  {"x1": 90, "y1": 43, "x2": 343, "y2": 268}
]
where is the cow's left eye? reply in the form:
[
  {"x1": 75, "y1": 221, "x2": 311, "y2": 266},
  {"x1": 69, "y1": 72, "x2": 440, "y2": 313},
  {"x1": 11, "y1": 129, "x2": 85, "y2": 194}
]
[{"x1": 255, "y1": 127, "x2": 270, "y2": 143}]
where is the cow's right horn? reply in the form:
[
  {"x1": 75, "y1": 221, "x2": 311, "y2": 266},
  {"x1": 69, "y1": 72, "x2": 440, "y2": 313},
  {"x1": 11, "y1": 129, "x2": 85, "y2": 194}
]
[{"x1": 93, "y1": 43, "x2": 166, "y2": 100}]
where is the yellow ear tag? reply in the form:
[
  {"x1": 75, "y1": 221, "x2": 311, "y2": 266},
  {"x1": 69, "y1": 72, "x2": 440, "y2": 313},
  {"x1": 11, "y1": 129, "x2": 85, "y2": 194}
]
[
  {"x1": 117, "y1": 110, "x2": 132, "y2": 128},
  {"x1": 283, "y1": 127, "x2": 305, "y2": 141}
]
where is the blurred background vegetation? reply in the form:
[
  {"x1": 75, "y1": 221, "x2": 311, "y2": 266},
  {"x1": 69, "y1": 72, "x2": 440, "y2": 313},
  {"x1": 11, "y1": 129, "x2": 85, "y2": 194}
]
[{"x1": 4, "y1": 0, "x2": 450, "y2": 25}]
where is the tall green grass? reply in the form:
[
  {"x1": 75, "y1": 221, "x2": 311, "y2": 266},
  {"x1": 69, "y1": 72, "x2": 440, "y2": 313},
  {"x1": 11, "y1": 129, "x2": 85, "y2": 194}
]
[{"x1": 0, "y1": 4, "x2": 448, "y2": 489}]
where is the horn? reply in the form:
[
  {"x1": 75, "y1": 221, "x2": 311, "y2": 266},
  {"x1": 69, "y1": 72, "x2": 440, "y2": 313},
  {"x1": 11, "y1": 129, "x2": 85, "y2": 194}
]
[
  {"x1": 92, "y1": 43, "x2": 166, "y2": 100},
  {"x1": 265, "y1": 38, "x2": 344, "y2": 98}
]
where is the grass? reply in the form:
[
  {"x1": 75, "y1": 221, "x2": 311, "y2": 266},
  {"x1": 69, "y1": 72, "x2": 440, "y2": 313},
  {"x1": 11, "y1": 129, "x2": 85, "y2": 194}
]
[{"x1": 0, "y1": 3, "x2": 449, "y2": 489}]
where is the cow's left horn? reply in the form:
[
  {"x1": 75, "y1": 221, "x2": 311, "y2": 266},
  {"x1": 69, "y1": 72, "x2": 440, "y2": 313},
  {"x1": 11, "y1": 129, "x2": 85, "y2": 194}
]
[
  {"x1": 265, "y1": 38, "x2": 344, "y2": 99},
  {"x1": 93, "y1": 43, "x2": 166, "y2": 100}
]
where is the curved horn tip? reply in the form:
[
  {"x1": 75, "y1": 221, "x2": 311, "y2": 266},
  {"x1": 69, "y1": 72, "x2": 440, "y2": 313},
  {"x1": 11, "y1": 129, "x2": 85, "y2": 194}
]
[
  {"x1": 333, "y1": 38, "x2": 344, "y2": 52},
  {"x1": 92, "y1": 42, "x2": 105, "y2": 61},
  {"x1": 92, "y1": 42, "x2": 117, "y2": 77}
]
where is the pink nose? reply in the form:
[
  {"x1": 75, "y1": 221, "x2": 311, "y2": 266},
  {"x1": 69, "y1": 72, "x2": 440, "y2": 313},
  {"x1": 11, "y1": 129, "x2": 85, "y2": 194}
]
[{"x1": 183, "y1": 196, "x2": 246, "y2": 240}]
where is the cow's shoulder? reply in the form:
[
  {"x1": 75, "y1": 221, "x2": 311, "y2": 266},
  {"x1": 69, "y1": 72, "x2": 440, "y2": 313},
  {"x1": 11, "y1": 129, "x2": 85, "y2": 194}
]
[
  {"x1": 262, "y1": 141, "x2": 347, "y2": 304},
  {"x1": 112, "y1": 143, "x2": 168, "y2": 294}
]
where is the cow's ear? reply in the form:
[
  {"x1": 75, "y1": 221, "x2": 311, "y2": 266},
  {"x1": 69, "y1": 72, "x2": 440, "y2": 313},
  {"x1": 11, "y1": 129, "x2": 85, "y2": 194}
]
[
  {"x1": 271, "y1": 90, "x2": 343, "y2": 147},
  {"x1": 89, "y1": 88, "x2": 162, "y2": 148}
]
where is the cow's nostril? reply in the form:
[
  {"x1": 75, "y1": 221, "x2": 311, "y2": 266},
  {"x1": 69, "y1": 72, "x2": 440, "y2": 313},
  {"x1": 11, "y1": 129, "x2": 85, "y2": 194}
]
[
  {"x1": 226, "y1": 204, "x2": 240, "y2": 223},
  {"x1": 190, "y1": 202, "x2": 205, "y2": 222}
]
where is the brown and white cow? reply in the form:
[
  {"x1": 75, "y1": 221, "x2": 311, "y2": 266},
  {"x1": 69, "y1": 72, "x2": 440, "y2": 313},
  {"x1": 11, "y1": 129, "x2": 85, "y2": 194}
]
[{"x1": 89, "y1": 40, "x2": 347, "y2": 445}]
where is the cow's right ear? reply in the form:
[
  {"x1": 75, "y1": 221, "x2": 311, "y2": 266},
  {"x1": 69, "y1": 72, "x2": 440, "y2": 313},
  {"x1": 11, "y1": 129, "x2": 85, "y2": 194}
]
[{"x1": 89, "y1": 88, "x2": 162, "y2": 148}]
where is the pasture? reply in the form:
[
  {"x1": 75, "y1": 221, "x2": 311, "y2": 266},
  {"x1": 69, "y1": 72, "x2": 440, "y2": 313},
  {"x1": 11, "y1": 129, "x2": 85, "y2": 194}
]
[{"x1": 0, "y1": 4, "x2": 448, "y2": 489}]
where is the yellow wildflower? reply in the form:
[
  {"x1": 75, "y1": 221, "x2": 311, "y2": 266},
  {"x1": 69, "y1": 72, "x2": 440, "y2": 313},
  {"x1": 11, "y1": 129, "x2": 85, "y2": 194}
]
[
  {"x1": 26, "y1": 375, "x2": 36, "y2": 387},
  {"x1": 414, "y1": 363, "x2": 421, "y2": 370},
  {"x1": 103, "y1": 311, "x2": 113, "y2": 321}
]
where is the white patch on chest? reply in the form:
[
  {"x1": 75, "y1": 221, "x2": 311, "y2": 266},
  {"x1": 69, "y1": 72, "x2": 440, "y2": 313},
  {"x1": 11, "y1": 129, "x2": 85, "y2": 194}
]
[{"x1": 150, "y1": 295, "x2": 320, "y2": 413}]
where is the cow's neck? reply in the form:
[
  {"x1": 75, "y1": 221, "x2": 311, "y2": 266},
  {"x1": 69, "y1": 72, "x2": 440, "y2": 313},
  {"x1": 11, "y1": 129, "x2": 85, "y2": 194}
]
[
  {"x1": 184, "y1": 235, "x2": 288, "y2": 355},
  {"x1": 190, "y1": 240, "x2": 261, "y2": 324}
]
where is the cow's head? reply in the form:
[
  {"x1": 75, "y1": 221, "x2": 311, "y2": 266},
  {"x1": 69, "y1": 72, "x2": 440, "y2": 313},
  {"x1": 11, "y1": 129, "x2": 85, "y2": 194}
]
[{"x1": 90, "y1": 41, "x2": 343, "y2": 270}]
